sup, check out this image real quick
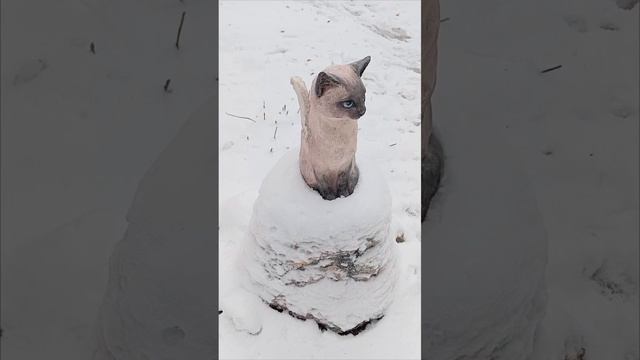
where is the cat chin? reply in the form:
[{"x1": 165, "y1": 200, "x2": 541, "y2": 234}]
[{"x1": 323, "y1": 115, "x2": 360, "y2": 121}]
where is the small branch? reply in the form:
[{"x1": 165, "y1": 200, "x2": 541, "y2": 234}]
[
  {"x1": 389, "y1": 143, "x2": 397, "y2": 147},
  {"x1": 540, "y1": 64, "x2": 562, "y2": 73},
  {"x1": 176, "y1": 11, "x2": 186, "y2": 49},
  {"x1": 163, "y1": 78, "x2": 172, "y2": 92},
  {"x1": 273, "y1": 126, "x2": 278, "y2": 139},
  {"x1": 225, "y1": 112, "x2": 256, "y2": 123},
  {"x1": 440, "y1": 17, "x2": 450, "y2": 23}
]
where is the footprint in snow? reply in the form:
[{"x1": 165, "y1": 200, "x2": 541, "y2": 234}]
[
  {"x1": 610, "y1": 99, "x2": 634, "y2": 119},
  {"x1": 366, "y1": 24, "x2": 411, "y2": 42},
  {"x1": 563, "y1": 15, "x2": 589, "y2": 33},
  {"x1": 343, "y1": 6, "x2": 362, "y2": 17},
  {"x1": 616, "y1": 0, "x2": 639, "y2": 10},
  {"x1": 599, "y1": 21, "x2": 620, "y2": 31},
  {"x1": 584, "y1": 260, "x2": 637, "y2": 301},
  {"x1": 398, "y1": 91, "x2": 415, "y2": 101},
  {"x1": 13, "y1": 58, "x2": 48, "y2": 86},
  {"x1": 221, "y1": 141, "x2": 234, "y2": 151}
]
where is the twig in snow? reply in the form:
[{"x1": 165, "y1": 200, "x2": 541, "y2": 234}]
[
  {"x1": 225, "y1": 112, "x2": 256, "y2": 123},
  {"x1": 176, "y1": 11, "x2": 186, "y2": 49},
  {"x1": 540, "y1": 65, "x2": 562, "y2": 73},
  {"x1": 274, "y1": 126, "x2": 278, "y2": 139},
  {"x1": 389, "y1": 143, "x2": 397, "y2": 147},
  {"x1": 90, "y1": 42, "x2": 96, "y2": 54},
  {"x1": 163, "y1": 78, "x2": 172, "y2": 92}
]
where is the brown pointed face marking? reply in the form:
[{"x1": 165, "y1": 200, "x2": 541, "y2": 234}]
[
  {"x1": 312, "y1": 57, "x2": 370, "y2": 120},
  {"x1": 332, "y1": 77, "x2": 367, "y2": 120}
]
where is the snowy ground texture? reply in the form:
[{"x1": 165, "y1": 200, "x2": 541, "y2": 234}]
[
  {"x1": 219, "y1": 1, "x2": 422, "y2": 359},
  {"x1": 431, "y1": 0, "x2": 638, "y2": 359},
  {"x1": 1, "y1": 0, "x2": 217, "y2": 358},
  {"x1": 0, "y1": 0, "x2": 637, "y2": 359}
]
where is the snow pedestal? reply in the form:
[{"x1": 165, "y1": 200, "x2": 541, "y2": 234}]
[{"x1": 243, "y1": 150, "x2": 399, "y2": 333}]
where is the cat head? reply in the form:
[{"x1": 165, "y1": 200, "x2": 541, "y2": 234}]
[{"x1": 311, "y1": 56, "x2": 370, "y2": 120}]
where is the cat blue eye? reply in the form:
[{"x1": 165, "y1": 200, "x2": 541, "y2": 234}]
[{"x1": 342, "y1": 100, "x2": 354, "y2": 108}]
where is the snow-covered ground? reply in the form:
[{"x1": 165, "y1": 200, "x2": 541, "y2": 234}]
[
  {"x1": 1, "y1": 0, "x2": 637, "y2": 359},
  {"x1": 1, "y1": 0, "x2": 217, "y2": 358},
  {"x1": 432, "y1": 0, "x2": 638, "y2": 358},
  {"x1": 219, "y1": 1, "x2": 421, "y2": 358}
]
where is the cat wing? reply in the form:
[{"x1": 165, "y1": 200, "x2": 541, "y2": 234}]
[{"x1": 290, "y1": 76, "x2": 310, "y2": 131}]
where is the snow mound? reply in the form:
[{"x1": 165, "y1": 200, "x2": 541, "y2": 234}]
[{"x1": 244, "y1": 150, "x2": 399, "y2": 332}]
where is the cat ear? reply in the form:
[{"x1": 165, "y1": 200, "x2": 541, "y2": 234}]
[
  {"x1": 349, "y1": 56, "x2": 371, "y2": 77},
  {"x1": 315, "y1": 71, "x2": 341, "y2": 97}
]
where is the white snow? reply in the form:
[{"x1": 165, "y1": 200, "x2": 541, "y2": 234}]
[
  {"x1": 421, "y1": 92, "x2": 549, "y2": 358},
  {"x1": 1, "y1": 0, "x2": 217, "y2": 358},
  {"x1": 219, "y1": 1, "x2": 422, "y2": 358},
  {"x1": 242, "y1": 150, "x2": 398, "y2": 331},
  {"x1": 0, "y1": 0, "x2": 637, "y2": 359},
  {"x1": 432, "y1": 0, "x2": 638, "y2": 358}
]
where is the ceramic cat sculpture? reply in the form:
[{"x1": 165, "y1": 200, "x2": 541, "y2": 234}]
[{"x1": 290, "y1": 56, "x2": 371, "y2": 200}]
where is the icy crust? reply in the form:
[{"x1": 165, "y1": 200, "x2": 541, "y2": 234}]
[{"x1": 244, "y1": 150, "x2": 399, "y2": 332}]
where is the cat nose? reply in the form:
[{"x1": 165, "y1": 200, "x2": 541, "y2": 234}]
[{"x1": 358, "y1": 107, "x2": 366, "y2": 116}]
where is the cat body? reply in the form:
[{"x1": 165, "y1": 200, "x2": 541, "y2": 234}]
[{"x1": 291, "y1": 56, "x2": 370, "y2": 200}]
